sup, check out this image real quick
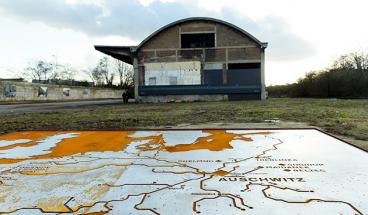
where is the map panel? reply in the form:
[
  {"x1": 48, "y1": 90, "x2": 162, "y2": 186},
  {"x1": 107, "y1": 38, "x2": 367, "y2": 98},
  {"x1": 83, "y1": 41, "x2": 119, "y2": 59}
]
[{"x1": 0, "y1": 129, "x2": 367, "y2": 215}]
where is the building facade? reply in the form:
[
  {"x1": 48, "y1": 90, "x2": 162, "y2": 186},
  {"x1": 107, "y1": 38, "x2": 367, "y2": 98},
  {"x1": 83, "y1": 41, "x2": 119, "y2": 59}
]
[{"x1": 95, "y1": 17, "x2": 267, "y2": 102}]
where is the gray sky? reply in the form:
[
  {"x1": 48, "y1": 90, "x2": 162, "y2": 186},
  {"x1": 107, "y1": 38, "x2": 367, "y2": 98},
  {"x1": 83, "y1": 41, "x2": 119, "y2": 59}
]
[{"x1": 0, "y1": 0, "x2": 367, "y2": 85}]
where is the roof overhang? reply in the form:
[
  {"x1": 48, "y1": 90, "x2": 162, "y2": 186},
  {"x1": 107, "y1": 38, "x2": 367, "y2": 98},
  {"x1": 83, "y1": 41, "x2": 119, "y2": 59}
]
[
  {"x1": 261, "y1": 42, "x2": 268, "y2": 49},
  {"x1": 94, "y1": 45, "x2": 136, "y2": 65}
]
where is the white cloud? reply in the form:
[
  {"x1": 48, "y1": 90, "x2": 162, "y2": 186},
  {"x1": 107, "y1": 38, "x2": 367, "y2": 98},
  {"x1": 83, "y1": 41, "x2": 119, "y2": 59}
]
[{"x1": 0, "y1": 0, "x2": 367, "y2": 85}]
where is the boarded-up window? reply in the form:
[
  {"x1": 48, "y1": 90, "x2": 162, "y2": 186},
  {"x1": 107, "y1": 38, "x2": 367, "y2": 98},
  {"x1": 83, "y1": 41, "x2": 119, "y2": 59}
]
[
  {"x1": 149, "y1": 77, "x2": 157, "y2": 86},
  {"x1": 144, "y1": 61, "x2": 201, "y2": 86},
  {"x1": 169, "y1": 76, "x2": 178, "y2": 85},
  {"x1": 227, "y1": 63, "x2": 261, "y2": 86}
]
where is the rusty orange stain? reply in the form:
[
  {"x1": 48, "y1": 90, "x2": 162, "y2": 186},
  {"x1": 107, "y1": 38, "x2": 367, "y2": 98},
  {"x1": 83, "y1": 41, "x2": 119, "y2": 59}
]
[
  {"x1": 0, "y1": 131, "x2": 60, "y2": 151},
  {"x1": 212, "y1": 170, "x2": 229, "y2": 176},
  {"x1": 0, "y1": 131, "x2": 164, "y2": 164},
  {"x1": 163, "y1": 130, "x2": 273, "y2": 152},
  {"x1": 194, "y1": 170, "x2": 230, "y2": 176},
  {"x1": 136, "y1": 134, "x2": 166, "y2": 151},
  {"x1": 0, "y1": 130, "x2": 272, "y2": 164},
  {"x1": 37, "y1": 198, "x2": 71, "y2": 213}
]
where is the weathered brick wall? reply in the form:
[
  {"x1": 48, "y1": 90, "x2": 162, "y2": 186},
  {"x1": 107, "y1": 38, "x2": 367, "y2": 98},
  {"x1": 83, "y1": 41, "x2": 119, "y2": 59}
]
[
  {"x1": 228, "y1": 47, "x2": 261, "y2": 61},
  {"x1": 138, "y1": 20, "x2": 261, "y2": 63},
  {"x1": 180, "y1": 21, "x2": 215, "y2": 32},
  {"x1": 216, "y1": 24, "x2": 258, "y2": 47},
  {"x1": 140, "y1": 26, "x2": 180, "y2": 50}
]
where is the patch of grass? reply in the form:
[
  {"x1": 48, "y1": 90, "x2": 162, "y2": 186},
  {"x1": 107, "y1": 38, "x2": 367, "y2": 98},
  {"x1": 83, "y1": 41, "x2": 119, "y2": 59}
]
[{"x1": 0, "y1": 98, "x2": 368, "y2": 142}]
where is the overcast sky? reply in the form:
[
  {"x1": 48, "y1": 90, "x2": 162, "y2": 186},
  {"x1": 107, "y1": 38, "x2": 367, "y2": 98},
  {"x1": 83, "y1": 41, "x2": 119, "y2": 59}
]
[{"x1": 0, "y1": 0, "x2": 367, "y2": 85}]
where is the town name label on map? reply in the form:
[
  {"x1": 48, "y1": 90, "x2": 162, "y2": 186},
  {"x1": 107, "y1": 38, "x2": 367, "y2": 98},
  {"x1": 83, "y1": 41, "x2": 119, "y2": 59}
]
[{"x1": 218, "y1": 177, "x2": 306, "y2": 182}]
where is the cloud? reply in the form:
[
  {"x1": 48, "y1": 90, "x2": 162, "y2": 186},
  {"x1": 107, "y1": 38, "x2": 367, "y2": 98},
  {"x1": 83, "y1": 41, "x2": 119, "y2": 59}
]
[
  {"x1": 0, "y1": 0, "x2": 315, "y2": 61},
  {"x1": 214, "y1": 10, "x2": 316, "y2": 61}
]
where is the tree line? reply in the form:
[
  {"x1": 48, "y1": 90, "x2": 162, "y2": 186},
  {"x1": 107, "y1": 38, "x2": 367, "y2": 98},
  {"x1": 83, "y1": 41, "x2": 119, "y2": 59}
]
[
  {"x1": 22, "y1": 56, "x2": 134, "y2": 91},
  {"x1": 267, "y1": 51, "x2": 368, "y2": 98}
]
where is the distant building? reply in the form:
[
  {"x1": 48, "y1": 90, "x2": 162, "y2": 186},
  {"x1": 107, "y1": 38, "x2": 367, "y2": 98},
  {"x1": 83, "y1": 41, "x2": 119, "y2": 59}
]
[{"x1": 95, "y1": 17, "x2": 267, "y2": 102}]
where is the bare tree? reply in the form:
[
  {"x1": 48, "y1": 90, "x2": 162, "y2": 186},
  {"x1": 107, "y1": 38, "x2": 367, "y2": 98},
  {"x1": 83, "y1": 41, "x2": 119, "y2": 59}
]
[
  {"x1": 332, "y1": 51, "x2": 368, "y2": 70},
  {"x1": 115, "y1": 60, "x2": 134, "y2": 88},
  {"x1": 84, "y1": 67, "x2": 103, "y2": 86},
  {"x1": 23, "y1": 60, "x2": 53, "y2": 82},
  {"x1": 97, "y1": 57, "x2": 114, "y2": 86},
  {"x1": 351, "y1": 51, "x2": 368, "y2": 70},
  {"x1": 60, "y1": 64, "x2": 76, "y2": 81},
  {"x1": 85, "y1": 57, "x2": 134, "y2": 88},
  {"x1": 84, "y1": 58, "x2": 113, "y2": 86}
]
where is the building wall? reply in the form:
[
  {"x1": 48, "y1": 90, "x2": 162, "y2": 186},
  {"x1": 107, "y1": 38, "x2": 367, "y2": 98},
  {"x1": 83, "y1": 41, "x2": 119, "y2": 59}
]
[
  {"x1": 139, "y1": 21, "x2": 260, "y2": 51},
  {"x1": 0, "y1": 81, "x2": 124, "y2": 101},
  {"x1": 180, "y1": 21, "x2": 215, "y2": 32},
  {"x1": 135, "y1": 20, "x2": 265, "y2": 102},
  {"x1": 140, "y1": 26, "x2": 180, "y2": 50},
  {"x1": 216, "y1": 24, "x2": 256, "y2": 46}
]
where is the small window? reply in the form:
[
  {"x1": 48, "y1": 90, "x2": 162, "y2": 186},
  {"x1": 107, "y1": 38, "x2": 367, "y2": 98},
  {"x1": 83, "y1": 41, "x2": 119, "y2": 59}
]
[
  {"x1": 169, "y1": 76, "x2": 178, "y2": 85},
  {"x1": 228, "y1": 63, "x2": 261, "y2": 69},
  {"x1": 149, "y1": 77, "x2": 156, "y2": 86},
  {"x1": 181, "y1": 33, "x2": 215, "y2": 48}
]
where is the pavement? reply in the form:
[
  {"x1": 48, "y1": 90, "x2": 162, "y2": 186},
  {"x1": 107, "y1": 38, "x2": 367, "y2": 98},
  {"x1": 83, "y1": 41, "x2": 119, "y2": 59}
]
[{"x1": 0, "y1": 99, "x2": 125, "y2": 114}]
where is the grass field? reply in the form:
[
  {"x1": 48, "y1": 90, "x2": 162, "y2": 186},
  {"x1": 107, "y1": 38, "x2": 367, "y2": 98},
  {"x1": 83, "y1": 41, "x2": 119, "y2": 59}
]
[{"x1": 1, "y1": 98, "x2": 367, "y2": 145}]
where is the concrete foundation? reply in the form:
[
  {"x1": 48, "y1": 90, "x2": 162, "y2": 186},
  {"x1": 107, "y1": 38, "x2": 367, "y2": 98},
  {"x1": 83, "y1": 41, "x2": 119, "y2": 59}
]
[{"x1": 139, "y1": 94, "x2": 228, "y2": 103}]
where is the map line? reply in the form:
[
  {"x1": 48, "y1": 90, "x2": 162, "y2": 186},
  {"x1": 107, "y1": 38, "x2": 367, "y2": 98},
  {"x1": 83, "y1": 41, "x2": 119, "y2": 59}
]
[
  {"x1": 261, "y1": 185, "x2": 364, "y2": 215},
  {"x1": 193, "y1": 135, "x2": 285, "y2": 213}
]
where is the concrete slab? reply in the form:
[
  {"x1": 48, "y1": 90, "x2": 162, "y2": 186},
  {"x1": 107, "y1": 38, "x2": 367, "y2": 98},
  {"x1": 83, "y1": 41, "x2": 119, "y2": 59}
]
[{"x1": 0, "y1": 129, "x2": 366, "y2": 214}]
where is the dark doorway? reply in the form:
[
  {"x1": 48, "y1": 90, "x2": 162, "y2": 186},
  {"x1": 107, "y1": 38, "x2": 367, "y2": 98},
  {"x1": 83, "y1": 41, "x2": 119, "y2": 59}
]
[
  {"x1": 227, "y1": 63, "x2": 261, "y2": 100},
  {"x1": 204, "y1": 70, "x2": 223, "y2": 86},
  {"x1": 227, "y1": 63, "x2": 261, "y2": 86},
  {"x1": 181, "y1": 33, "x2": 215, "y2": 48}
]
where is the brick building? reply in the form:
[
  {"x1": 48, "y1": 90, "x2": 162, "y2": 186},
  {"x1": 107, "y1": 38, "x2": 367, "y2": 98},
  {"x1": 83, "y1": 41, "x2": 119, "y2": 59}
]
[{"x1": 95, "y1": 17, "x2": 268, "y2": 102}]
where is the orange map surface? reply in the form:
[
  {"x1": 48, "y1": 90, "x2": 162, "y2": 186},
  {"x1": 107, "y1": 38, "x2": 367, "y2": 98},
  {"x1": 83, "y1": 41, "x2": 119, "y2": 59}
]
[{"x1": 0, "y1": 129, "x2": 366, "y2": 214}]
